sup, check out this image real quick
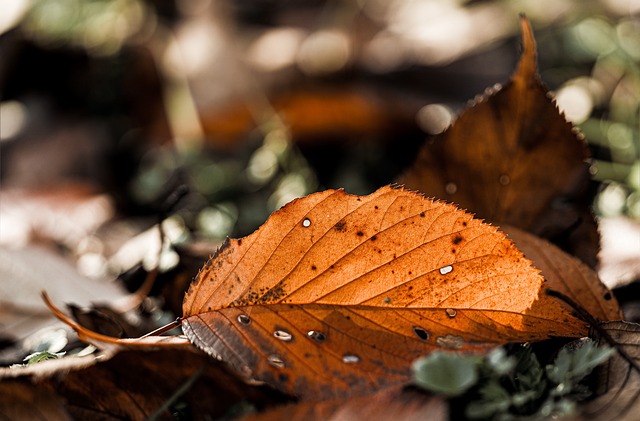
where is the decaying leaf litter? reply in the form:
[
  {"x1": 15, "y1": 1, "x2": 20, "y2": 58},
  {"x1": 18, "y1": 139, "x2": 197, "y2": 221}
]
[{"x1": 2, "y1": 15, "x2": 639, "y2": 421}]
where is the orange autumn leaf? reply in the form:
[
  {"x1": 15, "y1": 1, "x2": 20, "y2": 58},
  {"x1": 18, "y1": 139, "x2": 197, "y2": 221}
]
[
  {"x1": 399, "y1": 16, "x2": 598, "y2": 268},
  {"x1": 181, "y1": 186, "x2": 587, "y2": 400}
]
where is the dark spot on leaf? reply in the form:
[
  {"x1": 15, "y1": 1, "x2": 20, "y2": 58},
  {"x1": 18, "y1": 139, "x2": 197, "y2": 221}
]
[
  {"x1": 357, "y1": 231, "x2": 364, "y2": 236},
  {"x1": 237, "y1": 239, "x2": 242, "y2": 246},
  {"x1": 604, "y1": 292, "x2": 612, "y2": 301},
  {"x1": 371, "y1": 235, "x2": 377, "y2": 241},
  {"x1": 462, "y1": 222, "x2": 468, "y2": 227},
  {"x1": 259, "y1": 285, "x2": 286, "y2": 303},
  {"x1": 334, "y1": 221, "x2": 346, "y2": 232},
  {"x1": 452, "y1": 249, "x2": 456, "y2": 254},
  {"x1": 413, "y1": 327, "x2": 429, "y2": 341},
  {"x1": 420, "y1": 212, "x2": 425, "y2": 217},
  {"x1": 311, "y1": 265, "x2": 317, "y2": 271},
  {"x1": 453, "y1": 235, "x2": 463, "y2": 245},
  {"x1": 278, "y1": 373, "x2": 289, "y2": 382},
  {"x1": 374, "y1": 205, "x2": 379, "y2": 209}
]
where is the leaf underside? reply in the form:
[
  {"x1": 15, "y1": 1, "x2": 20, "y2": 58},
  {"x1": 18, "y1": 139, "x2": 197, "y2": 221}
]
[{"x1": 584, "y1": 321, "x2": 640, "y2": 421}]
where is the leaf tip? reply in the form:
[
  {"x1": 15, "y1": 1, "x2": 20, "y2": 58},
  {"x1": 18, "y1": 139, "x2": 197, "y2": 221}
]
[{"x1": 515, "y1": 14, "x2": 538, "y2": 81}]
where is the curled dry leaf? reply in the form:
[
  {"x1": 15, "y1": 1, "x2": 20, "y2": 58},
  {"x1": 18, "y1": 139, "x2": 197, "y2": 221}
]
[
  {"x1": 0, "y1": 380, "x2": 71, "y2": 421},
  {"x1": 502, "y1": 225, "x2": 621, "y2": 322},
  {"x1": 182, "y1": 185, "x2": 587, "y2": 400},
  {"x1": 582, "y1": 321, "x2": 640, "y2": 421},
  {"x1": 42, "y1": 292, "x2": 192, "y2": 351},
  {"x1": 399, "y1": 16, "x2": 598, "y2": 268}
]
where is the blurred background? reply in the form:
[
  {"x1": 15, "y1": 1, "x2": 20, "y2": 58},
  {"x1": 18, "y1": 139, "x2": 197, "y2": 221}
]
[{"x1": 1, "y1": 0, "x2": 639, "y2": 361}]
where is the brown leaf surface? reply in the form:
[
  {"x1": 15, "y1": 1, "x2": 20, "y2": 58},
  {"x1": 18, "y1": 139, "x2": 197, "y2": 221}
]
[
  {"x1": 502, "y1": 225, "x2": 621, "y2": 322},
  {"x1": 53, "y1": 349, "x2": 281, "y2": 420},
  {"x1": 398, "y1": 16, "x2": 598, "y2": 268},
  {"x1": 581, "y1": 321, "x2": 640, "y2": 421},
  {"x1": 1, "y1": 348, "x2": 283, "y2": 421},
  {"x1": 0, "y1": 379, "x2": 71, "y2": 421},
  {"x1": 182, "y1": 185, "x2": 587, "y2": 400},
  {"x1": 242, "y1": 386, "x2": 446, "y2": 421}
]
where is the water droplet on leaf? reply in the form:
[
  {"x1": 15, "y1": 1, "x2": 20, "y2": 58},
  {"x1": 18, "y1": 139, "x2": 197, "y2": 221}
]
[
  {"x1": 302, "y1": 218, "x2": 311, "y2": 227},
  {"x1": 445, "y1": 308, "x2": 457, "y2": 318},
  {"x1": 439, "y1": 265, "x2": 453, "y2": 275},
  {"x1": 342, "y1": 354, "x2": 360, "y2": 363},
  {"x1": 268, "y1": 354, "x2": 285, "y2": 368},
  {"x1": 237, "y1": 314, "x2": 251, "y2": 325},
  {"x1": 307, "y1": 330, "x2": 326, "y2": 343},
  {"x1": 274, "y1": 330, "x2": 293, "y2": 342}
]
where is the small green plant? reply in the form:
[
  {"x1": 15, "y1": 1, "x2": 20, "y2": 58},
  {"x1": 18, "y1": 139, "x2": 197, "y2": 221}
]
[
  {"x1": 412, "y1": 339, "x2": 614, "y2": 420},
  {"x1": 412, "y1": 351, "x2": 482, "y2": 396},
  {"x1": 23, "y1": 351, "x2": 66, "y2": 366}
]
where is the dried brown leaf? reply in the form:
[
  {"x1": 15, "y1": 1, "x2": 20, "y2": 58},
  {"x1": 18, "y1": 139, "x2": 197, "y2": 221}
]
[
  {"x1": 502, "y1": 225, "x2": 621, "y2": 322},
  {"x1": 0, "y1": 379, "x2": 71, "y2": 421},
  {"x1": 399, "y1": 16, "x2": 598, "y2": 267},
  {"x1": 582, "y1": 321, "x2": 640, "y2": 421}
]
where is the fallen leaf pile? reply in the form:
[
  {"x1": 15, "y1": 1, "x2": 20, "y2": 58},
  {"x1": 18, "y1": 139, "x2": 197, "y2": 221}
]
[{"x1": 2, "y1": 15, "x2": 637, "y2": 421}]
